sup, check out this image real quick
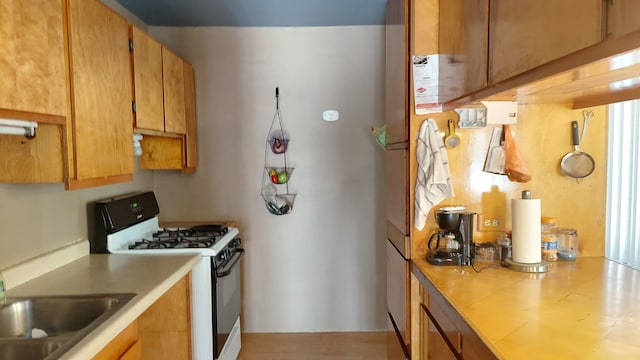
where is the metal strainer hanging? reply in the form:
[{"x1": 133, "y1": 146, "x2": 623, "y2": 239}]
[{"x1": 560, "y1": 121, "x2": 595, "y2": 180}]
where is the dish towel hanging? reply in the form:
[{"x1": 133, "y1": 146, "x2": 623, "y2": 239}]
[{"x1": 414, "y1": 118, "x2": 455, "y2": 230}]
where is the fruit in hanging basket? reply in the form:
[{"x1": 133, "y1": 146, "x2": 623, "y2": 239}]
[
  {"x1": 271, "y1": 137, "x2": 287, "y2": 154},
  {"x1": 268, "y1": 168, "x2": 277, "y2": 176},
  {"x1": 270, "y1": 170, "x2": 288, "y2": 184},
  {"x1": 277, "y1": 171, "x2": 288, "y2": 184}
]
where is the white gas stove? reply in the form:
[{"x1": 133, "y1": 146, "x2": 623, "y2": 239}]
[{"x1": 90, "y1": 191, "x2": 243, "y2": 360}]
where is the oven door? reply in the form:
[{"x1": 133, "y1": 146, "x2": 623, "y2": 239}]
[{"x1": 214, "y1": 247, "x2": 244, "y2": 359}]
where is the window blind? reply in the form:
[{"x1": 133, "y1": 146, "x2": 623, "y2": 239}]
[{"x1": 606, "y1": 100, "x2": 640, "y2": 270}]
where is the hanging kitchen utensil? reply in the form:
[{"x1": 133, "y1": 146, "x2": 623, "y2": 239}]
[
  {"x1": 581, "y1": 109, "x2": 594, "y2": 143},
  {"x1": 444, "y1": 119, "x2": 460, "y2": 148},
  {"x1": 261, "y1": 87, "x2": 297, "y2": 215},
  {"x1": 483, "y1": 126, "x2": 506, "y2": 174},
  {"x1": 503, "y1": 124, "x2": 532, "y2": 183},
  {"x1": 561, "y1": 120, "x2": 595, "y2": 180}
]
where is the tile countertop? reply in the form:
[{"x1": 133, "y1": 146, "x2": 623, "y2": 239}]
[
  {"x1": 412, "y1": 256, "x2": 640, "y2": 359},
  {"x1": 5, "y1": 253, "x2": 200, "y2": 360}
]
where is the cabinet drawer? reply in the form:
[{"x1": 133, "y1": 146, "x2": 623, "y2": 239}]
[
  {"x1": 460, "y1": 321, "x2": 498, "y2": 360},
  {"x1": 424, "y1": 306, "x2": 459, "y2": 360},
  {"x1": 426, "y1": 296, "x2": 461, "y2": 353}
]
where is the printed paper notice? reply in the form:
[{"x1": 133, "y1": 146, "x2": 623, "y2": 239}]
[{"x1": 412, "y1": 55, "x2": 442, "y2": 114}]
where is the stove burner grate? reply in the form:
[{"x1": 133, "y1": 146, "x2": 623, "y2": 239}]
[{"x1": 127, "y1": 226, "x2": 228, "y2": 250}]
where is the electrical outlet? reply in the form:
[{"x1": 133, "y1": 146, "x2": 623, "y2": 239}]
[{"x1": 478, "y1": 214, "x2": 505, "y2": 232}]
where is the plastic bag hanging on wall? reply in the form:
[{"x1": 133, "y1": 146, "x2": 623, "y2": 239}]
[{"x1": 261, "y1": 87, "x2": 297, "y2": 215}]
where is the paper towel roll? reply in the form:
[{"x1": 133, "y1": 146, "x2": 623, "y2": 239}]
[{"x1": 511, "y1": 197, "x2": 541, "y2": 263}]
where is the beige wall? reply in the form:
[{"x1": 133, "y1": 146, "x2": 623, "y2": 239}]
[
  {"x1": 0, "y1": 166, "x2": 154, "y2": 269},
  {"x1": 149, "y1": 26, "x2": 388, "y2": 332}
]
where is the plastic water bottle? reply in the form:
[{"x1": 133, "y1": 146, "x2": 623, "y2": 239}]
[{"x1": 541, "y1": 217, "x2": 558, "y2": 262}]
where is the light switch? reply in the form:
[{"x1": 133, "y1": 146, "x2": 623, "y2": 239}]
[{"x1": 323, "y1": 110, "x2": 339, "y2": 122}]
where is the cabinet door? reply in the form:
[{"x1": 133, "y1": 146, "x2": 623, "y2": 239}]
[
  {"x1": 385, "y1": 0, "x2": 409, "y2": 144},
  {"x1": 67, "y1": 0, "x2": 133, "y2": 183},
  {"x1": 387, "y1": 315, "x2": 410, "y2": 360},
  {"x1": 92, "y1": 321, "x2": 139, "y2": 360},
  {"x1": 386, "y1": 149, "x2": 409, "y2": 236},
  {"x1": 0, "y1": 0, "x2": 67, "y2": 117},
  {"x1": 387, "y1": 241, "x2": 410, "y2": 347},
  {"x1": 489, "y1": 0, "x2": 602, "y2": 84},
  {"x1": 426, "y1": 316, "x2": 458, "y2": 360},
  {"x1": 439, "y1": 0, "x2": 488, "y2": 102},
  {"x1": 606, "y1": 0, "x2": 640, "y2": 38},
  {"x1": 131, "y1": 27, "x2": 165, "y2": 132},
  {"x1": 0, "y1": 125, "x2": 63, "y2": 183},
  {"x1": 138, "y1": 275, "x2": 192, "y2": 360},
  {"x1": 182, "y1": 61, "x2": 198, "y2": 172},
  {"x1": 162, "y1": 48, "x2": 187, "y2": 135}
]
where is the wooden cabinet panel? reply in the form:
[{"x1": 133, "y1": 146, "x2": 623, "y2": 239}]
[
  {"x1": 93, "y1": 321, "x2": 139, "y2": 360},
  {"x1": 182, "y1": 61, "x2": 198, "y2": 172},
  {"x1": 119, "y1": 340, "x2": 142, "y2": 360},
  {"x1": 386, "y1": 149, "x2": 409, "y2": 236},
  {"x1": 131, "y1": 27, "x2": 165, "y2": 132},
  {"x1": 67, "y1": 0, "x2": 133, "y2": 184},
  {"x1": 428, "y1": 297, "x2": 461, "y2": 353},
  {"x1": 414, "y1": 265, "x2": 499, "y2": 360},
  {"x1": 385, "y1": 0, "x2": 409, "y2": 144},
  {"x1": 426, "y1": 313, "x2": 458, "y2": 360},
  {"x1": 439, "y1": 0, "x2": 488, "y2": 102},
  {"x1": 461, "y1": 325, "x2": 498, "y2": 360},
  {"x1": 606, "y1": 0, "x2": 640, "y2": 38},
  {"x1": 387, "y1": 241, "x2": 410, "y2": 347},
  {"x1": 0, "y1": 124, "x2": 63, "y2": 183},
  {"x1": 387, "y1": 315, "x2": 410, "y2": 360},
  {"x1": 138, "y1": 275, "x2": 192, "y2": 360},
  {"x1": 0, "y1": 0, "x2": 67, "y2": 117},
  {"x1": 139, "y1": 135, "x2": 184, "y2": 170},
  {"x1": 162, "y1": 48, "x2": 186, "y2": 135},
  {"x1": 489, "y1": 0, "x2": 602, "y2": 84}
]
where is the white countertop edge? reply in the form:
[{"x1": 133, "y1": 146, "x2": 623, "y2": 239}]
[
  {"x1": 1, "y1": 240, "x2": 89, "y2": 290},
  {"x1": 58, "y1": 254, "x2": 200, "y2": 360}
]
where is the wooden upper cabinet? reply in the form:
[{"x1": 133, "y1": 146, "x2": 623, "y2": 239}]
[
  {"x1": 132, "y1": 28, "x2": 197, "y2": 172},
  {"x1": 131, "y1": 27, "x2": 187, "y2": 136},
  {"x1": 606, "y1": 0, "x2": 640, "y2": 38},
  {"x1": 0, "y1": 0, "x2": 67, "y2": 117},
  {"x1": 162, "y1": 48, "x2": 187, "y2": 135},
  {"x1": 489, "y1": 0, "x2": 603, "y2": 84},
  {"x1": 131, "y1": 27, "x2": 165, "y2": 132},
  {"x1": 438, "y1": 0, "x2": 488, "y2": 103},
  {"x1": 67, "y1": 0, "x2": 133, "y2": 187},
  {"x1": 385, "y1": 0, "x2": 409, "y2": 145}
]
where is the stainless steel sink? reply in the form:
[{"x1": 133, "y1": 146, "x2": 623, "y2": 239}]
[{"x1": 0, "y1": 293, "x2": 136, "y2": 360}]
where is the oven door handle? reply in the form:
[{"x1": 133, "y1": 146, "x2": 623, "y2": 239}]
[{"x1": 216, "y1": 248, "x2": 244, "y2": 278}]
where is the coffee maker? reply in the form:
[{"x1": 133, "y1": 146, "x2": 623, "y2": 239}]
[{"x1": 427, "y1": 209, "x2": 476, "y2": 265}]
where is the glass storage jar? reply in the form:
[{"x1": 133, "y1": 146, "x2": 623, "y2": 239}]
[{"x1": 557, "y1": 227, "x2": 578, "y2": 260}]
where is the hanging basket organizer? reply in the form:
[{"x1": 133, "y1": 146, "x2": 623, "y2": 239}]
[{"x1": 261, "y1": 87, "x2": 297, "y2": 215}]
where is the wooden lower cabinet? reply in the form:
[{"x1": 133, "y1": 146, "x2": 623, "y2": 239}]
[
  {"x1": 138, "y1": 274, "x2": 192, "y2": 360},
  {"x1": 93, "y1": 321, "x2": 140, "y2": 360},
  {"x1": 388, "y1": 315, "x2": 410, "y2": 360},
  {"x1": 411, "y1": 270, "x2": 497, "y2": 360},
  {"x1": 424, "y1": 311, "x2": 457, "y2": 360},
  {"x1": 93, "y1": 274, "x2": 191, "y2": 360}
]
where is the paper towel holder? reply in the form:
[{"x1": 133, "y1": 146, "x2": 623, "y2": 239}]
[
  {"x1": 505, "y1": 189, "x2": 551, "y2": 273},
  {"x1": 504, "y1": 258, "x2": 550, "y2": 273}
]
